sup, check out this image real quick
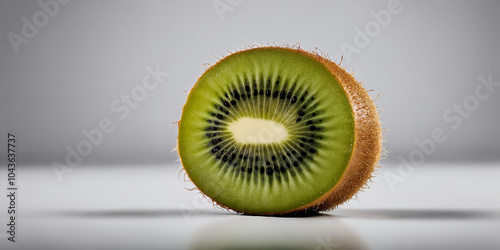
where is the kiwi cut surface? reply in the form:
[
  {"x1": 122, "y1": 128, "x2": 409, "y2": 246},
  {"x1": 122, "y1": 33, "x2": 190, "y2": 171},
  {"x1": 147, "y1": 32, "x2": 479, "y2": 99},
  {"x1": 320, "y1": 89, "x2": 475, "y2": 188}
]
[{"x1": 178, "y1": 46, "x2": 381, "y2": 215}]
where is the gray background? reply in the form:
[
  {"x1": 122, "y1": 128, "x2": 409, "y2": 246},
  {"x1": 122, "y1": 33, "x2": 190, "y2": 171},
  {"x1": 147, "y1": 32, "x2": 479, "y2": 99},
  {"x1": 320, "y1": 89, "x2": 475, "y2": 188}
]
[
  {"x1": 1, "y1": 0, "x2": 499, "y2": 166},
  {"x1": 0, "y1": 2, "x2": 499, "y2": 250}
]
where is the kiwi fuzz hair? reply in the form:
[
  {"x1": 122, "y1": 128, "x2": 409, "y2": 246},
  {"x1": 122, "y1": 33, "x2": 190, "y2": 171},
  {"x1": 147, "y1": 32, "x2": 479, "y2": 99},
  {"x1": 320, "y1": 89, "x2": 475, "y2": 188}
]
[{"x1": 177, "y1": 45, "x2": 382, "y2": 215}]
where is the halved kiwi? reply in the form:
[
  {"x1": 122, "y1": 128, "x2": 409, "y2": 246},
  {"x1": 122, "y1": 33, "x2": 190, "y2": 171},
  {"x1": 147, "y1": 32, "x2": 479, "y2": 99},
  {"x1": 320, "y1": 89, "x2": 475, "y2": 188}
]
[{"x1": 178, "y1": 46, "x2": 381, "y2": 215}]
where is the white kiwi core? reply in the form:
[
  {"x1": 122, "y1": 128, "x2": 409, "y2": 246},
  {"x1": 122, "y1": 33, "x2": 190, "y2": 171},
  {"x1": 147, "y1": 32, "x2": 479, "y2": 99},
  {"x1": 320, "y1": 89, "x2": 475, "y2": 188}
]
[{"x1": 228, "y1": 117, "x2": 288, "y2": 144}]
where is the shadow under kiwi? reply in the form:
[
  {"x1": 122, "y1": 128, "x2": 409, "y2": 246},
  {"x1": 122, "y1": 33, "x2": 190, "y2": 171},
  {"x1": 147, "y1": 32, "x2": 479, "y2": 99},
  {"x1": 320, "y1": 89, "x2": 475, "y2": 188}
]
[
  {"x1": 333, "y1": 208, "x2": 500, "y2": 220},
  {"x1": 34, "y1": 208, "x2": 233, "y2": 219}
]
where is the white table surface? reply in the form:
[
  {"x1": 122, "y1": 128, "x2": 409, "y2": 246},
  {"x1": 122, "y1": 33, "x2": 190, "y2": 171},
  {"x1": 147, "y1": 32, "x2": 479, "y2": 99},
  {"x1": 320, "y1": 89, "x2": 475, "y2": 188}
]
[{"x1": 0, "y1": 162, "x2": 499, "y2": 250}]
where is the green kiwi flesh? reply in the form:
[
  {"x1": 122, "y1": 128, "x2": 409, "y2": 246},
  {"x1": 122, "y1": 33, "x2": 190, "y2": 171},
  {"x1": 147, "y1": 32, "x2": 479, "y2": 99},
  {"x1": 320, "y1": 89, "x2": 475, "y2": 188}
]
[{"x1": 178, "y1": 47, "x2": 381, "y2": 215}]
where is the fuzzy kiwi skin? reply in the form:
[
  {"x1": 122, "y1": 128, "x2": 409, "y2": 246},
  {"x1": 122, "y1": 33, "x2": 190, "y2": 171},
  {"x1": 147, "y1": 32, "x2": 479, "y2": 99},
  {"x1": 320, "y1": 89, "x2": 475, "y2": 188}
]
[{"x1": 178, "y1": 46, "x2": 382, "y2": 215}]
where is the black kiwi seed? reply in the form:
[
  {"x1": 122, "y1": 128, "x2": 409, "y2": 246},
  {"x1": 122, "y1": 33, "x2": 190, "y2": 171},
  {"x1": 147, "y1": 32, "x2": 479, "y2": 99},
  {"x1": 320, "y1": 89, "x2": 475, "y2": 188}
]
[
  {"x1": 233, "y1": 91, "x2": 240, "y2": 100},
  {"x1": 266, "y1": 168, "x2": 273, "y2": 175},
  {"x1": 211, "y1": 146, "x2": 220, "y2": 154}
]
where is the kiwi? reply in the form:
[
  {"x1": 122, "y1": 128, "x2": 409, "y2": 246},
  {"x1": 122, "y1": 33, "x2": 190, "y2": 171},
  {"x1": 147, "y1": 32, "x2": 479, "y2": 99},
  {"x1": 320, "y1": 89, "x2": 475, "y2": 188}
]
[{"x1": 178, "y1": 46, "x2": 381, "y2": 215}]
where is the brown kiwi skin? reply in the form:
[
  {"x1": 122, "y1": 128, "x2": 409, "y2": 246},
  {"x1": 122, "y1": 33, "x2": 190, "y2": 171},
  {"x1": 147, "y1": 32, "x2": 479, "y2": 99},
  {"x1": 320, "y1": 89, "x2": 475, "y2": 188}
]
[{"x1": 178, "y1": 45, "x2": 382, "y2": 216}]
